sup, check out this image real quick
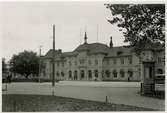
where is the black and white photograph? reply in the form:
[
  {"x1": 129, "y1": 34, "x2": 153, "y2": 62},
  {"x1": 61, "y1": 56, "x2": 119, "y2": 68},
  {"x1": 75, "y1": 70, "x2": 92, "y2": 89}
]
[{"x1": 1, "y1": 1, "x2": 165, "y2": 112}]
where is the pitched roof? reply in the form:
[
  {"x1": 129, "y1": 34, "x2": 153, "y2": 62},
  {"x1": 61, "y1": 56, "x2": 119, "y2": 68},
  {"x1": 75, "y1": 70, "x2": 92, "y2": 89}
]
[
  {"x1": 74, "y1": 43, "x2": 110, "y2": 54},
  {"x1": 106, "y1": 46, "x2": 133, "y2": 57},
  {"x1": 44, "y1": 49, "x2": 62, "y2": 59},
  {"x1": 61, "y1": 52, "x2": 78, "y2": 57},
  {"x1": 44, "y1": 43, "x2": 133, "y2": 59}
]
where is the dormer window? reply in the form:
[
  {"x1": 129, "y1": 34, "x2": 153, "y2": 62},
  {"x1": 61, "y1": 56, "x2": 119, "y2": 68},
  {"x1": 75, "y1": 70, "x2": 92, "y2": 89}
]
[{"x1": 117, "y1": 51, "x2": 123, "y2": 56}]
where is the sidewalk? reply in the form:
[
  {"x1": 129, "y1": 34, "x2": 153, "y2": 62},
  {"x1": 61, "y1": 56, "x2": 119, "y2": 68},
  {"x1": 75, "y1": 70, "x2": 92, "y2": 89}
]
[{"x1": 2, "y1": 81, "x2": 165, "y2": 110}]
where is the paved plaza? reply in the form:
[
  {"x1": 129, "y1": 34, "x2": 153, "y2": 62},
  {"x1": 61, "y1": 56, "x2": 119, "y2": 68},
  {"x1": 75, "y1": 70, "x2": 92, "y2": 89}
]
[{"x1": 2, "y1": 81, "x2": 165, "y2": 110}]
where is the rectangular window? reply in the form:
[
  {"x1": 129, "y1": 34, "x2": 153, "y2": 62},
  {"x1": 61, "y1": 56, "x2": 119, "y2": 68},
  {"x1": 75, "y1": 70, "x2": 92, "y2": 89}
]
[
  {"x1": 149, "y1": 67, "x2": 152, "y2": 78},
  {"x1": 69, "y1": 61, "x2": 72, "y2": 66},
  {"x1": 57, "y1": 62, "x2": 59, "y2": 67},
  {"x1": 128, "y1": 56, "x2": 132, "y2": 64},
  {"x1": 95, "y1": 60, "x2": 98, "y2": 65},
  {"x1": 113, "y1": 58, "x2": 117, "y2": 64},
  {"x1": 75, "y1": 61, "x2": 77, "y2": 65},
  {"x1": 121, "y1": 58, "x2": 124, "y2": 64},
  {"x1": 158, "y1": 57, "x2": 161, "y2": 63},
  {"x1": 106, "y1": 59, "x2": 110, "y2": 65},
  {"x1": 62, "y1": 62, "x2": 64, "y2": 67},
  {"x1": 88, "y1": 60, "x2": 91, "y2": 65},
  {"x1": 80, "y1": 59, "x2": 85, "y2": 64}
]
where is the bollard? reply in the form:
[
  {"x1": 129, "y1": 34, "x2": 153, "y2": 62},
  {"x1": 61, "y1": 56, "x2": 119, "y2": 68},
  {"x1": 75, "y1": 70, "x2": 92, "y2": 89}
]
[
  {"x1": 52, "y1": 87, "x2": 54, "y2": 96},
  {"x1": 13, "y1": 100, "x2": 16, "y2": 112},
  {"x1": 105, "y1": 96, "x2": 108, "y2": 103}
]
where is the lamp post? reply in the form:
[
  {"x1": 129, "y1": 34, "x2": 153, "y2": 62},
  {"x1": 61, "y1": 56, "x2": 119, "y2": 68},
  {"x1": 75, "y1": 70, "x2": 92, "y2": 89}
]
[
  {"x1": 52, "y1": 24, "x2": 55, "y2": 87},
  {"x1": 38, "y1": 45, "x2": 42, "y2": 83}
]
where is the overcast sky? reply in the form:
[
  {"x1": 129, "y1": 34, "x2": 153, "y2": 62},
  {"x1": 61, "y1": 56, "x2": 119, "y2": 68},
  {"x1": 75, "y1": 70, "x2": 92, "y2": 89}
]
[{"x1": 0, "y1": 1, "x2": 128, "y2": 61}]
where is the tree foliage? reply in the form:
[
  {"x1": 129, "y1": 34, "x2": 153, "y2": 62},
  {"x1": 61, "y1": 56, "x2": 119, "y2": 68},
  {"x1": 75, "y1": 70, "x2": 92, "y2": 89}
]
[
  {"x1": 2, "y1": 58, "x2": 7, "y2": 73},
  {"x1": 105, "y1": 4, "x2": 165, "y2": 54},
  {"x1": 10, "y1": 51, "x2": 40, "y2": 78}
]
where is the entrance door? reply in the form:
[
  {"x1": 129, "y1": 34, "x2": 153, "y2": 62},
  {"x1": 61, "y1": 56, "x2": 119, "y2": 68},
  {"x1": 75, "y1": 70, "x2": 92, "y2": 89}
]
[
  {"x1": 143, "y1": 62, "x2": 155, "y2": 84},
  {"x1": 80, "y1": 70, "x2": 85, "y2": 80}
]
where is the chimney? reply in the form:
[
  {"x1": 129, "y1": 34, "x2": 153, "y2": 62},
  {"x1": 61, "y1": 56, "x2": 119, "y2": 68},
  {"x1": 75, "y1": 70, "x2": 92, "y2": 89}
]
[{"x1": 58, "y1": 49, "x2": 62, "y2": 53}]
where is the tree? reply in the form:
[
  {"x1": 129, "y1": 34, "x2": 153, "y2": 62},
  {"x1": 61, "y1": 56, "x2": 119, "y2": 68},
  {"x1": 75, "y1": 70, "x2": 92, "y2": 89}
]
[
  {"x1": 10, "y1": 50, "x2": 40, "y2": 78},
  {"x1": 105, "y1": 4, "x2": 165, "y2": 55},
  {"x1": 2, "y1": 58, "x2": 7, "y2": 73}
]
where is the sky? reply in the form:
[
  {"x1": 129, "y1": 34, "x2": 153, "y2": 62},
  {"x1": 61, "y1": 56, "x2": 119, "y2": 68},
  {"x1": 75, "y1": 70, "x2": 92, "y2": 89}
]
[{"x1": 0, "y1": 1, "x2": 128, "y2": 61}]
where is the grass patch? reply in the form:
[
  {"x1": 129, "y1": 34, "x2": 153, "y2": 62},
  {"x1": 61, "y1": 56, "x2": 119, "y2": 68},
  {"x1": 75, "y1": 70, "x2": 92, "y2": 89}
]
[{"x1": 2, "y1": 94, "x2": 158, "y2": 112}]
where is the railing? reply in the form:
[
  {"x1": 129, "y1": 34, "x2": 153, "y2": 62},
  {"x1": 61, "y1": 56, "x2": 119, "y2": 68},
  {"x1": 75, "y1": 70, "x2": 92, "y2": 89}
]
[
  {"x1": 155, "y1": 74, "x2": 165, "y2": 77},
  {"x1": 154, "y1": 73, "x2": 165, "y2": 92}
]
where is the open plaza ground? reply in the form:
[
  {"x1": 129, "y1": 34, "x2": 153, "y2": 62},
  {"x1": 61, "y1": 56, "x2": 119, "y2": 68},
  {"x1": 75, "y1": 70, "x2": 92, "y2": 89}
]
[
  {"x1": 2, "y1": 81, "x2": 165, "y2": 111},
  {"x1": 2, "y1": 94, "x2": 157, "y2": 112}
]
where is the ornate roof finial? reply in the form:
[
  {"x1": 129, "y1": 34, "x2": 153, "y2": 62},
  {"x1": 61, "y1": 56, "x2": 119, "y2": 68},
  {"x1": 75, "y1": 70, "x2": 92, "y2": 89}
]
[
  {"x1": 84, "y1": 32, "x2": 88, "y2": 44},
  {"x1": 110, "y1": 36, "x2": 113, "y2": 48}
]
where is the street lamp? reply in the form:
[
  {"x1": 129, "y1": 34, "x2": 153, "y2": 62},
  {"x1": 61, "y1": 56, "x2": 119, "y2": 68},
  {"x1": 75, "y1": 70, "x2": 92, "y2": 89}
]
[
  {"x1": 52, "y1": 24, "x2": 55, "y2": 87},
  {"x1": 38, "y1": 45, "x2": 42, "y2": 83}
]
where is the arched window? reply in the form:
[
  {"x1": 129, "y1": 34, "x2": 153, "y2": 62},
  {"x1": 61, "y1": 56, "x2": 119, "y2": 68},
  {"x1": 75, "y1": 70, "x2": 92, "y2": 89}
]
[
  {"x1": 69, "y1": 70, "x2": 72, "y2": 78},
  {"x1": 61, "y1": 72, "x2": 64, "y2": 77},
  {"x1": 94, "y1": 70, "x2": 98, "y2": 78},
  {"x1": 128, "y1": 70, "x2": 133, "y2": 77},
  {"x1": 113, "y1": 70, "x2": 117, "y2": 78},
  {"x1": 74, "y1": 70, "x2": 78, "y2": 80},
  {"x1": 81, "y1": 70, "x2": 84, "y2": 79},
  {"x1": 56, "y1": 71, "x2": 59, "y2": 77},
  {"x1": 120, "y1": 69, "x2": 125, "y2": 78},
  {"x1": 105, "y1": 70, "x2": 110, "y2": 78},
  {"x1": 157, "y1": 68, "x2": 163, "y2": 74},
  {"x1": 88, "y1": 70, "x2": 92, "y2": 79}
]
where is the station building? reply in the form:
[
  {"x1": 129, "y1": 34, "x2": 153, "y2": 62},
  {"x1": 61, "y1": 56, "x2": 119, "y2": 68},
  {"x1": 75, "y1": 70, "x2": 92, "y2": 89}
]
[{"x1": 42, "y1": 32, "x2": 165, "y2": 82}]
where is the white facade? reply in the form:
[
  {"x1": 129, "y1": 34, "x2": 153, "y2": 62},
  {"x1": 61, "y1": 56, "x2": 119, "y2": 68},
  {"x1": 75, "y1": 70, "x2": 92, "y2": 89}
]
[{"x1": 42, "y1": 35, "x2": 165, "y2": 82}]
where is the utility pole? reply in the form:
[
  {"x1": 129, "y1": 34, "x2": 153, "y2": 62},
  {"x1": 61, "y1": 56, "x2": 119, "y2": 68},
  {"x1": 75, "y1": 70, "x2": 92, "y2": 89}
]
[
  {"x1": 38, "y1": 45, "x2": 42, "y2": 83},
  {"x1": 96, "y1": 24, "x2": 99, "y2": 43},
  {"x1": 80, "y1": 28, "x2": 81, "y2": 45},
  {"x1": 52, "y1": 24, "x2": 55, "y2": 87}
]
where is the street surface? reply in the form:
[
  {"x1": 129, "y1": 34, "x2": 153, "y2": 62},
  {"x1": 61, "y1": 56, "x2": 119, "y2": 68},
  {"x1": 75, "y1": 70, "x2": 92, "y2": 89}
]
[{"x1": 2, "y1": 81, "x2": 165, "y2": 110}]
